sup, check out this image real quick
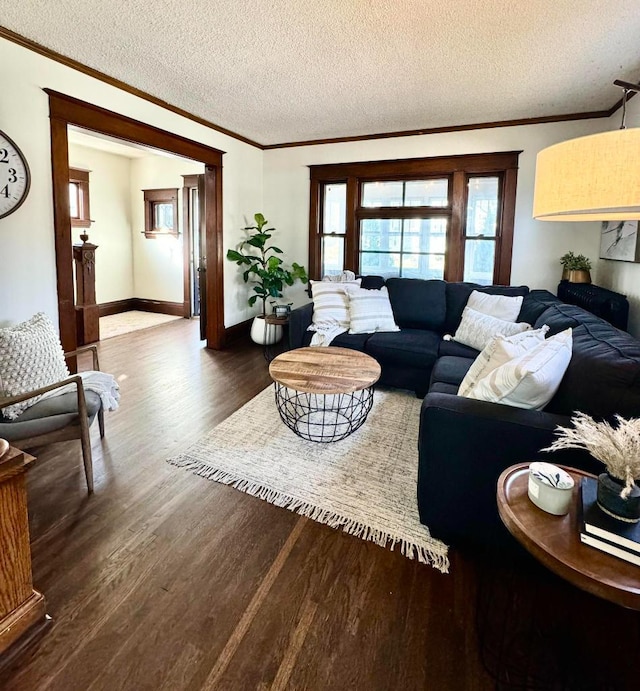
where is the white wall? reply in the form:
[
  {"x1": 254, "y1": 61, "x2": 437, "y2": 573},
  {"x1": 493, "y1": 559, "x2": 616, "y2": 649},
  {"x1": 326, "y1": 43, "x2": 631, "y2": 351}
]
[
  {"x1": 129, "y1": 155, "x2": 201, "y2": 303},
  {"x1": 0, "y1": 36, "x2": 262, "y2": 329},
  {"x1": 263, "y1": 119, "x2": 605, "y2": 309},
  {"x1": 594, "y1": 96, "x2": 640, "y2": 336},
  {"x1": 68, "y1": 143, "x2": 134, "y2": 303}
]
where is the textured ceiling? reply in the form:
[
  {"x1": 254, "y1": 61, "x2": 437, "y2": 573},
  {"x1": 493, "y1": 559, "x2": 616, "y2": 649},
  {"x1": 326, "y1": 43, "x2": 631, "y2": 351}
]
[{"x1": 2, "y1": 1, "x2": 640, "y2": 146}]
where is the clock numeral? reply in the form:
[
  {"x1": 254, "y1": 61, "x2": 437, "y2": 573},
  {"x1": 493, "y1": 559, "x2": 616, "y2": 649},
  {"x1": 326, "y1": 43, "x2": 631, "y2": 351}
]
[
  {"x1": 0, "y1": 149, "x2": 8, "y2": 164},
  {"x1": 1, "y1": 185, "x2": 9, "y2": 198},
  {"x1": 8, "y1": 168, "x2": 17, "y2": 183}
]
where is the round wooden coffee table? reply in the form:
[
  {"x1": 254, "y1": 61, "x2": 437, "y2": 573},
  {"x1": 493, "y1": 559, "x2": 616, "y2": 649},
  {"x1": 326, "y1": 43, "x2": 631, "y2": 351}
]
[
  {"x1": 269, "y1": 346, "x2": 381, "y2": 442},
  {"x1": 498, "y1": 463, "x2": 640, "y2": 610}
]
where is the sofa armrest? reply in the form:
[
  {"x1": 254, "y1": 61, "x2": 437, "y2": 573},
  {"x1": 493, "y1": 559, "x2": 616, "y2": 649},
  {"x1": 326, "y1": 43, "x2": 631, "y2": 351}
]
[
  {"x1": 417, "y1": 392, "x2": 600, "y2": 550},
  {"x1": 289, "y1": 302, "x2": 313, "y2": 350}
]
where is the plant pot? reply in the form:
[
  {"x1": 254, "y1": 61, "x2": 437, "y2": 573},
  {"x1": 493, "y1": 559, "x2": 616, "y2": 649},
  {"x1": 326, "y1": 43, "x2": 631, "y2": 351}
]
[
  {"x1": 565, "y1": 269, "x2": 591, "y2": 284},
  {"x1": 597, "y1": 472, "x2": 640, "y2": 523},
  {"x1": 250, "y1": 315, "x2": 283, "y2": 346}
]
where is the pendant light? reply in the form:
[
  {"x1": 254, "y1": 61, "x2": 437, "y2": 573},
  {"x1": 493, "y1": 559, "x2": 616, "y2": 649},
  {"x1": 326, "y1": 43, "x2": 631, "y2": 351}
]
[{"x1": 533, "y1": 80, "x2": 640, "y2": 221}]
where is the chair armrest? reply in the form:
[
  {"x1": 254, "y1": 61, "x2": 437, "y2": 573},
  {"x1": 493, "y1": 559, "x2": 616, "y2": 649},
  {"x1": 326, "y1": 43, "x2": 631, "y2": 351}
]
[
  {"x1": 0, "y1": 375, "x2": 84, "y2": 408},
  {"x1": 65, "y1": 345, "x2": 100, "y2": 371}
]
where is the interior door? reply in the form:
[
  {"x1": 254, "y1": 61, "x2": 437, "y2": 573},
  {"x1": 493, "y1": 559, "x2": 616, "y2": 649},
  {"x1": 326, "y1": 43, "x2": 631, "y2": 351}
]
[{"x1": 197, "y1": 173, "x2": 207, "y2": 341}]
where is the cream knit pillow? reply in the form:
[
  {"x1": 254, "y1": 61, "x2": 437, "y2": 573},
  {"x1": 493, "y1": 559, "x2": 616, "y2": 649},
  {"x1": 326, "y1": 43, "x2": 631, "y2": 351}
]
[
  {"x1": 453, "y1": 307, "x2": 531, "y2": 351},
  {"x1": 0, "y1": 313, "x2": 70, "y2": 420}
]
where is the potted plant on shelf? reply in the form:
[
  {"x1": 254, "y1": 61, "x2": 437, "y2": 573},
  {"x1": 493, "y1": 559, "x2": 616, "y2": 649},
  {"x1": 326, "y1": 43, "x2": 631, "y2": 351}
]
[
  {"x1": 559, "y1": 252, "x2": 592, "y2": 283},
  {"x1": 543, "y1": 412, "x2": 640, "y2": 522},
  {"x1": 227, "y1": 213, "x2": 308, "y2": 345}
]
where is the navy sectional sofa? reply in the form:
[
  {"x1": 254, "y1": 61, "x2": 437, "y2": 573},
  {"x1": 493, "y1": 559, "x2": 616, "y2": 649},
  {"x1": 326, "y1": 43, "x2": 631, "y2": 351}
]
[{"x1": 288, "y1": 278, "x2": 640, "y2": 549}]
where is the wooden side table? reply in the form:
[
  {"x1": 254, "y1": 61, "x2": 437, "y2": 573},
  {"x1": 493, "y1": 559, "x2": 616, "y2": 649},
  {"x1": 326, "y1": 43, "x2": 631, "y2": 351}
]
[
  {"x1": 0, "y1": 443, "x2": 49, "y2": 666},
  {"x1": 497, "y1": 463, "x2": 640, "y2": 610},
  {"x1": 262, "y1": 314, "x2": 290, "y2": 363}
]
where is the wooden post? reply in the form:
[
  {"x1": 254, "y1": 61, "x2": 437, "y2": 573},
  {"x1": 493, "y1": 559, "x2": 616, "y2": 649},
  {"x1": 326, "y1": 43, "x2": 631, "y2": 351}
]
[
  {"x1": 0, "y1": 444, "x2": 48, "y2": 661},
  {"x1": 73, "y1": 239, "x2": 100, "y2": 345}
]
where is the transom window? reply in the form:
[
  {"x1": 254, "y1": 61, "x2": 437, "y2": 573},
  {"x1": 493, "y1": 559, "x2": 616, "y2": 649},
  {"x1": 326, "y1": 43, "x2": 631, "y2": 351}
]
[
  {"x1": 309, "y1": 152, "x2": 520, "y2": 285},
  {"x1": 69, "y1": 168, "x2": 91, "y2": 228}
]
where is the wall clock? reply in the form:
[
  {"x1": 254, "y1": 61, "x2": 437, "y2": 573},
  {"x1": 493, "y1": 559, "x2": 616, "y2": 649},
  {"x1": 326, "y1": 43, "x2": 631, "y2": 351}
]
[{"x1": 0, "y1": 130, "x2": 31, "y2": 219}]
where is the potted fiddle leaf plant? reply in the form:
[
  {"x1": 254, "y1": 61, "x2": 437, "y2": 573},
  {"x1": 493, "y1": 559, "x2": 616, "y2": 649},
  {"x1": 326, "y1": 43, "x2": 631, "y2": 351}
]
[
  {"x1": 227, "y1": 213, "x2": 308, "y2": 344},
  {"x1": 559, "y1": 252, "x2": 592, "y2": 284}
]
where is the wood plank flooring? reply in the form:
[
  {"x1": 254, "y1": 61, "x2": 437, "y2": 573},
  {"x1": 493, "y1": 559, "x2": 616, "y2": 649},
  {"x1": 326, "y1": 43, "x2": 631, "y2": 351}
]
[{"x1": 0, "y1": 318, "x2": 638, "y2": 690}]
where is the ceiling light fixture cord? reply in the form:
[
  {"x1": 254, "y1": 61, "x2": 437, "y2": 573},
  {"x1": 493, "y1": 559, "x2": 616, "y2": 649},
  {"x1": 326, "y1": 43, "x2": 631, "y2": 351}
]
[{"x1": 613, "y1": 79, "x2": 640, "y2": 130}]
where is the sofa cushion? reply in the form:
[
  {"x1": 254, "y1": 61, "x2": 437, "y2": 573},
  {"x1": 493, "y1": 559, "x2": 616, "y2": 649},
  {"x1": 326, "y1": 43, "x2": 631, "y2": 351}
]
[
  {"x1": 545, "y1": 320, "x2": 640, "y2": 419},
  {"x1": 330, "y1": 332, "x2": 372, "y2": 351},
  {"x1": 519, "y1": 290, "x2": 561, "y2": 326},
  {"x1": 438, "y1": 339, "x2": 480, "y2": 359},
  {"x1": 359, "y1": 275, "x2": 386, "y2": 290},
  {"x1": 428, "y1": 382, "x2": 459, "y2": 396},
  {"x1": 365, "y1": 329, "x2": 440, "y2": 369},
  {"x1": 431, "y1": 356, "x2": 473, "y2": 387},
  {"x1": 534, "y1": 302, "x2": 603, "y2": 335},
  {"x1": 444, "y1": 283, "x2": 530, "y2": 335},
  {"x1": 385, "y1": 278, "x2": 446, "y2": 331}
]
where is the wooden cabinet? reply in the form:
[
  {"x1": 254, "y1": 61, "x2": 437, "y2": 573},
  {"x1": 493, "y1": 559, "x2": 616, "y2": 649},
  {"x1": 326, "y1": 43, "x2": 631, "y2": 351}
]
[{"x1": 0, "y1": 445, "x2": 48, "y2": 661}]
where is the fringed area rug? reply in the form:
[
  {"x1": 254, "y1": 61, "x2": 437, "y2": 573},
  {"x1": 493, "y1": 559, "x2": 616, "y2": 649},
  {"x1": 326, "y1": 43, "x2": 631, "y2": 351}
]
[{"x1": 167, "y1": 387, "x2": 449, "y2": 572}]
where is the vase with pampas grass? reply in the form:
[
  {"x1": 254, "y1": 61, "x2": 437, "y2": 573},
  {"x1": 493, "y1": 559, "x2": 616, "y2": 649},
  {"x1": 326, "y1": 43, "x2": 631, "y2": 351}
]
[{"x1": 543, "y1": 412, "x2": 640, "y2": 523}]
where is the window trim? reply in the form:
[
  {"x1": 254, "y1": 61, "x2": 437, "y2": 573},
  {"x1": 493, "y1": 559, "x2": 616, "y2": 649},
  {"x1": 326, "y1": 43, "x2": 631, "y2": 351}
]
[
  {"x1": 143, "y1": 187, "x2": 179, "y2": 239},
  {"x1": 309, "y1": 152, "x2": 520, "y2": 285},
  {"x1": 69, "y1": 168, "x2": 91, "y2": 228}
]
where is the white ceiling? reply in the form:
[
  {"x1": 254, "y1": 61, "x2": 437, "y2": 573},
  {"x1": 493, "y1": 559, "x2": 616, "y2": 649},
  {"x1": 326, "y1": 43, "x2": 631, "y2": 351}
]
[
  {"x1": 3, "y1": 1, "x2": 640, "y2": 146},
  {"x1": 67, "y1": 126, "x2": 192, "y2": 160}
]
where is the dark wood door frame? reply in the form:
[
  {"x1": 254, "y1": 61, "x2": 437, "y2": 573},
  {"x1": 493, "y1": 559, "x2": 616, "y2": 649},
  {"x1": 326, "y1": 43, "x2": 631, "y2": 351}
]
[{"x1": 45, "y1": 89, "x2": 226, "y2": 351}]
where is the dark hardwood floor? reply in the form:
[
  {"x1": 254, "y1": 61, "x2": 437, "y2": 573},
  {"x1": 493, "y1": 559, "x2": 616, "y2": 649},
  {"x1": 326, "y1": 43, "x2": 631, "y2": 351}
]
[{"x1": 1, "y1": 319, "x2": 638, "y2": 690}]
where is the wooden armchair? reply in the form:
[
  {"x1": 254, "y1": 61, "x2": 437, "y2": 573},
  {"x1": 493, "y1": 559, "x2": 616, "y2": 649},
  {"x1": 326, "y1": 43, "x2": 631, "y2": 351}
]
[{"x1": 0, "y1": 345, "x2": 105, "y2": 493}]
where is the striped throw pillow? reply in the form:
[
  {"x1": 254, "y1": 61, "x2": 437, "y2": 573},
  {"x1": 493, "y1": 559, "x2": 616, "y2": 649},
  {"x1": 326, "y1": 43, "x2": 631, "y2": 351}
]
[
  {"x1": 347, "y1": 286, "x2": 399, "y2": 334},
  {"x1": 466, "y1": 328, "x2": 573, "y2": 410},
  {"x1": 310, "y1": 280, "x2": 361, "y2": 331},
  {"x1": 458, "y1": 326, "x2": 550, "y2": 397}
]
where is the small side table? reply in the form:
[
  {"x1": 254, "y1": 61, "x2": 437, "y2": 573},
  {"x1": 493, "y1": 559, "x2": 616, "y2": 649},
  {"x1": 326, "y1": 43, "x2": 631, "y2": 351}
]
[
  {"x1": 497, "y1": 463, "x2": 640, "y2": 611},
  {"x1": 262, "y1": 314, "x2": 289, "y2": 363}
]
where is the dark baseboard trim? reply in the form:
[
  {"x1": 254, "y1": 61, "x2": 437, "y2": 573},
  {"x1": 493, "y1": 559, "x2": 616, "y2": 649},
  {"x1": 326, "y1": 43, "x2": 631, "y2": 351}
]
[
  {"x1": 98, "y1": 298, "x2": 185, "y2": 318},
  {"x1": 98, "y1": 299, "x2": 134, "y2": 317},
  {"x1": 224, "y1": 318, "x2": 253, "y2": 346},
  {"x1": 132, "y1": 298, "x2": 185, "y2": 317}
]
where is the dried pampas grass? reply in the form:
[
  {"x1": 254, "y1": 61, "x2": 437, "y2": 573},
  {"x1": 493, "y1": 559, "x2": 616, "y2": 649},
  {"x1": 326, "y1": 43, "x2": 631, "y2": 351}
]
[{"x1": 543, "y1": 413, "x2": 640, "y2": 498}]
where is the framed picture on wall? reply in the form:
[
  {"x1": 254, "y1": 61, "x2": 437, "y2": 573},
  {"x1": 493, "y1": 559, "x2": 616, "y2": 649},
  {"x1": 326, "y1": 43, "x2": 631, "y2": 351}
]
[{"x1": 600, "y1": 221, "x2": 640, "y2": 262}]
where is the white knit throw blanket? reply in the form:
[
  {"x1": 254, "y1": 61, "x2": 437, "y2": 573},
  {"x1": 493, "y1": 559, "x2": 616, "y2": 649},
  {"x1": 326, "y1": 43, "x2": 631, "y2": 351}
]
[
  {"x1": 307, "y1": 322, "x2": 347, "y2": 347},
  {"x1": 39, "y1": 370, "x2": 120, "y2": 412}
]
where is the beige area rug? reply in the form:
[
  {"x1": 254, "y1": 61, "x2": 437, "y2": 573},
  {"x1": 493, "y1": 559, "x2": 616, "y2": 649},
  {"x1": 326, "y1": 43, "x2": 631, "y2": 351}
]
[
  {"x1": 167, "y1": 387, "x2": 449, "y2": 572},
  {"x1": 100, "y1": 311, "x2": 182, "y2": 340}
]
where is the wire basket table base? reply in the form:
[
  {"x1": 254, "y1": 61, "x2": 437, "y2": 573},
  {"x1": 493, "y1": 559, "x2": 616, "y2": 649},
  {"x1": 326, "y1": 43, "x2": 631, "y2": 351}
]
[{"x1": 273, "y1": 382, "x2": 375, "y2": 443}]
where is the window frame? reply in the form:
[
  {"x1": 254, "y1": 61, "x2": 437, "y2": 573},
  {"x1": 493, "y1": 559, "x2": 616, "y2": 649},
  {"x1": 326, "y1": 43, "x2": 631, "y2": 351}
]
[
  {"x1": 309, "y1": 152, "x2": 520, "y2": 285},
  {"x1": 69, "y1": 168, "x2": 91, "y2": 228},
  {"x1": 143, "y1": 187, "x2": 179, "y2": 239}
]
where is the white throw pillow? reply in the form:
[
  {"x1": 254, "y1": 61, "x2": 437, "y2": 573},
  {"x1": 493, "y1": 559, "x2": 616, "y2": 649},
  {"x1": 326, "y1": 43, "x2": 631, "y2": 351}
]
[
  {"x1": 466, "y1": 328, "x2": 573, "y2": 410},
  {"x1": 467, "y1": 290, "x2": 523, "y2": 322},
  {"x1": 346, "y1": 286, "x2": 399, "y2": 334},
  {"x1": 309, "y1": 279, "x2": 361, "y2": 331},
  {"x1": 453, "y1": 307, "x2": 531, "y2": 351},
  {"x1": 0, "y1": 313, "x2": 70, "y2": 420},
  {"x1": 458, "y1": 326, "x2": 550, "y2": 397}
]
